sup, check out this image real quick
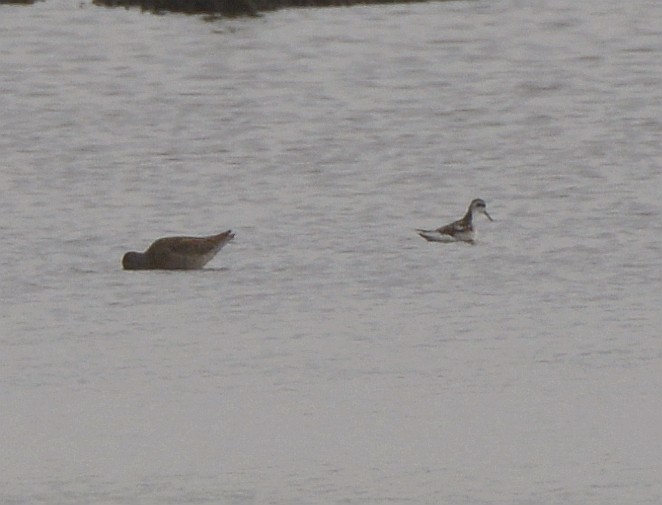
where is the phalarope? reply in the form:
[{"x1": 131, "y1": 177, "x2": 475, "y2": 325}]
[
  {"x1": 417, "y1": 199, "x2": 493, "y2": 244},
  {"x1": 123, "y1": 230, "x2": 234, "y2": 270}
]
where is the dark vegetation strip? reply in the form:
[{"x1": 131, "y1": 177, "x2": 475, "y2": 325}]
[
  {"x1": 0, "y1": 0, "x2": 43, "y2": 4},
  {"x1": 93, "y1": 0, "x2": 432, "y2": 17}
]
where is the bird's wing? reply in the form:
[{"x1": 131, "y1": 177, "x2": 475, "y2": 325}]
[
  {"x1": 150, "y1": 231, "x2": 233, "y2": 257},
  {"x1": 435, "y1": 219, "x2": 465, "y2": 235}
]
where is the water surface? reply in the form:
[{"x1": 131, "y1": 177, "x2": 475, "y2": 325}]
[{"x1": 1, "y1": 0, "x2": 661, "y2": 503}]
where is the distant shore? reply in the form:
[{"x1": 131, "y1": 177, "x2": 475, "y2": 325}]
[
  {"x1": 93, "y1": 0, "x2": 432, "y2": 17},
  {"x1": 0, "y1": 0, "x2": 42, "y2": 4}
]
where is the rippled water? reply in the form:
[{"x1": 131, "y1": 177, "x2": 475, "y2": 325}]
[{"x1": 2, "y1": 0, "x2": 661, "y2": 503}]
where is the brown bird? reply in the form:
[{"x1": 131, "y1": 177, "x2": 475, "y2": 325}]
[{"x1": 122, "y1": 230, "x2": 235, "y2": 270}]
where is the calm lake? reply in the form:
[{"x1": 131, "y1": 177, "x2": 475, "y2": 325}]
[{"x1": 1, "y1": 0, "x2": 661, "y2": 503}]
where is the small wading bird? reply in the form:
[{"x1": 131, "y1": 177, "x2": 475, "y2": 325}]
[
  {"x1": 122, "y1": 230, "x2": 234, "y2": 270},
  {"x1": 416, "y1": 199, "x2": 493, "y2": 244}
]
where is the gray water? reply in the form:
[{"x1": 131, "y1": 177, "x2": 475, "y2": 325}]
[{"x1": 1, "y1": 0, "x2": 661, "y2": 503}]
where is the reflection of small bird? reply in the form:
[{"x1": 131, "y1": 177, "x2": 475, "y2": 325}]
[
  {"x1": 122, "y1": 230, "x2": 234, "y2": 270},
  {"x1": 417, "y1": 199, "x2": 493, "y2": 244}
]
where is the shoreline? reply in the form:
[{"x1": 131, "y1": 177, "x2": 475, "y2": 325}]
[{"x1": 93, "y1": 0, "x2": 435, "y2": 17}]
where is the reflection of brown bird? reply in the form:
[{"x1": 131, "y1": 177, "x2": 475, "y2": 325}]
[
  {"x1": 122, "y1": 230, "x2": 235, "y2": 270},
  {"x1": 416, "y1": 199, "x2": 493, "y2": 244}
]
